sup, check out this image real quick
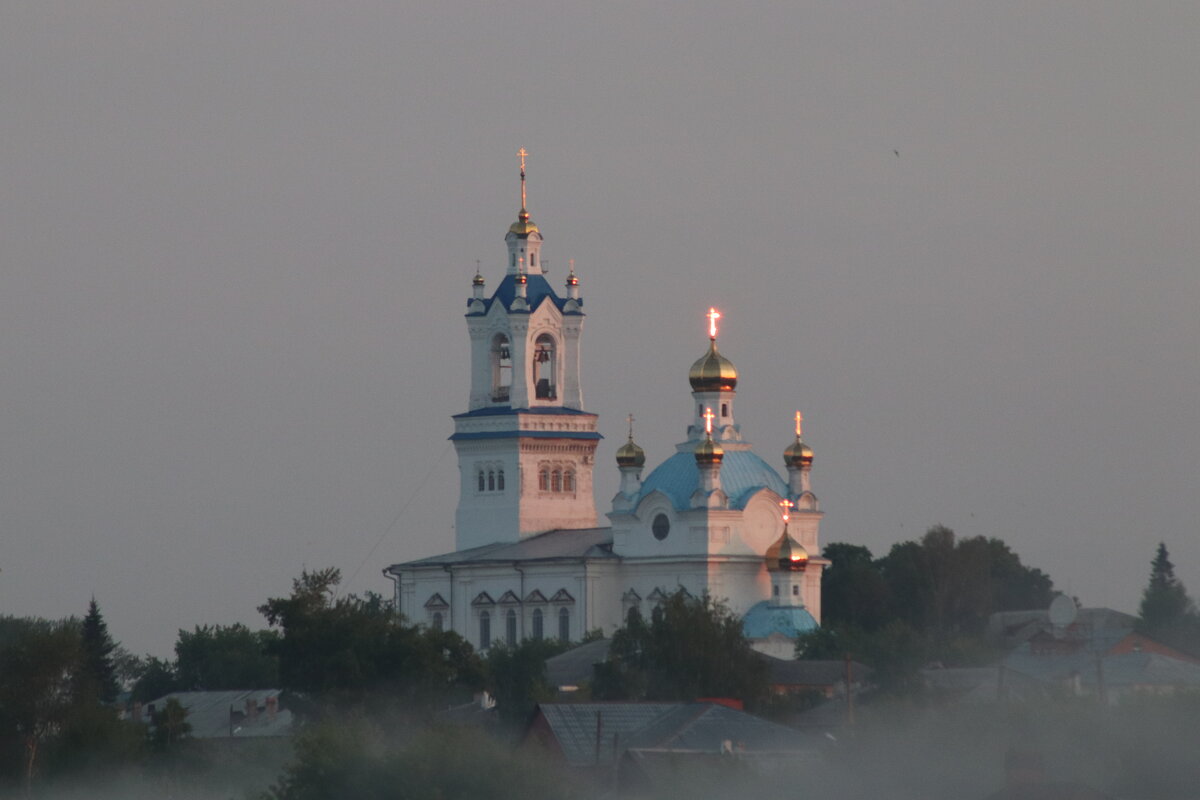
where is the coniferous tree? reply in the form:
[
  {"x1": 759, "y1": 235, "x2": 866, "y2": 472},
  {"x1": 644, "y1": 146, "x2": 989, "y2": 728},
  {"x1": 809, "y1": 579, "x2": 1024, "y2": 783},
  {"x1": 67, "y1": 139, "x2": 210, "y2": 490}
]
[
  {"x1": 1138, "y1": 543, "x2": 1196, "y2": 637},
  {"x1": 78, "y1": 599, "x2": 120, "y2": 704}
]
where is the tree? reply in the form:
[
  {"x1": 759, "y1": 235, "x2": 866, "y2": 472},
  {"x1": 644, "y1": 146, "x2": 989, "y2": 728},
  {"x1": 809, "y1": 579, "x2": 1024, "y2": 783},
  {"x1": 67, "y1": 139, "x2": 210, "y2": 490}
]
[
  {"x1": 1137, "y1": 543, "x2": 1200, "y2": 652},
  {"x1": 592, "y1": 591, "x2": 768, "y2": 708},
  {"x1": 485, "y1": 637, "x2": 572, "y2": 726},
  {"x1": 819, "y1": 543, "x2": 891, "y2": 631},
  {"x1": 77, "y1": 599, "x2": 120, "y2": 704},
  {"x1": 175, "y1": 623, "x2": 280, "y2": 690},
  {"x1": 258, "y1": 568, "x2": 484, "y2": 710},
  {"x1": 130, "y1": 656, "x2": 180, "y2": 703},
  {"x1": 0, "y1": 618, "x2": 80, "y2": 794},
  {"x1": 1138, "y1": 543, "x2": 1193, "y2": 630}
]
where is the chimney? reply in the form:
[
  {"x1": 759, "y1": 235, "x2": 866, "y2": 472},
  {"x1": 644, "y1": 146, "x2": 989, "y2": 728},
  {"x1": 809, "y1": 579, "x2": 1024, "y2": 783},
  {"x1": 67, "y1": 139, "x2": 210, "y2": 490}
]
[
  {"x1": 245, "y1": 698, "x2": 258, "y2": 720},
  {"x1": 265, "y1": 695, "x2": 278, "y2": 721}
]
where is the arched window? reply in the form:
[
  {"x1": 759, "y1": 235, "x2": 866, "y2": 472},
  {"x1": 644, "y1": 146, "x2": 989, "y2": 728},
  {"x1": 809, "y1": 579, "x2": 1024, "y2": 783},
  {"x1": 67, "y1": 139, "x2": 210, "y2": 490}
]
[
  {"x1": 432, "y1": 612, "x2": 443, "y2": 631},
  {"x1": 563, "y1": 470, "x2": 575, "y2": 493},
  {"x1": 479, "y1": 611, "x2": 491, "y2": 650},
  {"x1": 487, "y1": 471, "x2": 495, "y2": 491},
  {"x1": 530, "y1": 252, "x2": 537, "y2": 267},
  {"x1": 793, "y1": 585, "x2": 800, "y2": 596},
  {"x1": 531, "y1": 608, "x2": 543, "y2": 640},
  {"x1": 773, "y1": 585, "x2": 779, "y2": 597},
  {"x1": 539, "y1": 468, "x2": 550, "y2": 491},
  {"x1": 558, "y1": 608, "x2": 570, "y2": 641},
  {"x1": 533, "y1": 334, "x2": 557, "y2": 400},
  {"x1": 721, "y1": 403, "x2": 729, "y2": 417},
  {"x1": 506, "y1": 609, "x2": 517, "y2": 646},
  {"x1": 511, "y1": 253, "x2": 516, "y2": 268},
  {"x1": 491, "y1": 334, "x2": 512, "y2": 402},
  {"x1": 551, "y1": 470, "x2": 562, "y2": 492},
  {"x1": 496, "y1": 469, "x2": 505, "y2": 491},
  {"x1": 478, "y1": 471, "x2": 485, "y2": 492}
]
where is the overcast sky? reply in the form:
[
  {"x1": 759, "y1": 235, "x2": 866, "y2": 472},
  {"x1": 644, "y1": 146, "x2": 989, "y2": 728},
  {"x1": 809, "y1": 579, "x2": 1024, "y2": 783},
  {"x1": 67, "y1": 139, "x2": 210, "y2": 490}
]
[{"x1": 1, "y1": 3, "x2": 1197, "y2": 657}]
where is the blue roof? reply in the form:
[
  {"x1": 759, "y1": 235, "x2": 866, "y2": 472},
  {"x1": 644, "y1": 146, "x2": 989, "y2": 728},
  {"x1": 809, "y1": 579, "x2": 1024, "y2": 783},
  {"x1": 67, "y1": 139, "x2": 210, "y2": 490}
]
[
  {"x1": 636, "y1": 449, "x2": 789, "y2": 511},
  {"x1": 469, "y1": 274, "x2": 580, "y2": 316},
  {"x1": 742, "y1": 601, "x2": 819, "y2": 640}
]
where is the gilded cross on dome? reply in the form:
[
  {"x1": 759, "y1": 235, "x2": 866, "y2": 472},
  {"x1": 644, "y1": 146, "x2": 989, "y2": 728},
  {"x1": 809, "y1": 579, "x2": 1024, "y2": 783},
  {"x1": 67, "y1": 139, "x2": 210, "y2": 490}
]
[
  {"x1": 703, "y1": 407, "x2": 715, "y2": 435},
  {"x1": 517, "y1": 148, "x2": 529, "y2": 209},
  {"x1": 626, "y1": 413, "x2": 635, "y2": 439},
  {"x1": 795, "y1": 410, "x2": 803, "y2": 438},
  {"x1": 707, "y1": 307, "x2": 721, "y2": 340},
  {"x1": 779, "y1": 498, "x2": 794, "y2": 523}
]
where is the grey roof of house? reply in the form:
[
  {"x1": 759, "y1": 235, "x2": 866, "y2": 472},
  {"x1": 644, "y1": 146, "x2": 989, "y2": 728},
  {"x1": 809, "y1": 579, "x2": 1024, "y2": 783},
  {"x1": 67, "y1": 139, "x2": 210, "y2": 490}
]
[
  {"x1": 1004, "y1": 649, "x2": 1200, "y2": 690},
  {"x1": 758, "y1": 655, "x2": 874, "y2": 687},
  {"x1": 535, "y1": 702, "x2": 820, "y2": 767},
  {"x1": 545, "y1": 638, "x2": 612, "y2": 689},
  {"x1": 386, "y1": 528, "x2": 616, "y2": 571},
  {"x1": 144, "y1": 690, "x2": 293, "y2": 739},
  {"x1": 538, "y1": 703, "x2": 680, "y2": 766},
  {"x1": 624, "y1": 703, "x2": 818, "y2": 753}
]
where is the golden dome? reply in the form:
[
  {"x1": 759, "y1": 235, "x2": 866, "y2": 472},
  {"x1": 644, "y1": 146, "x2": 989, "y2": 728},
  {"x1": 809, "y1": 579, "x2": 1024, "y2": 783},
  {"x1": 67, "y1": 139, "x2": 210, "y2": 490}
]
[
  {"x1": 783, "y1": 436, "x2": 814, "y2": 468},
  {"x1": 472, "y1": 272, "x2": 485, "y2": 286},
  {"x1": 616, "y1": 436, "x2": 646, "y2": 468},
  {"x1": 508, "y1": 208, "x2": 540, "y2": 236},
  {"x1": 765, "y1": 530, "x2": 809, "y2": 572},
  {"x1": 693, "y1": 435, "x2": 724, "y2": 465},
  {"x1": 688, "y1": 340, "x2": 738, "y2": 392}
]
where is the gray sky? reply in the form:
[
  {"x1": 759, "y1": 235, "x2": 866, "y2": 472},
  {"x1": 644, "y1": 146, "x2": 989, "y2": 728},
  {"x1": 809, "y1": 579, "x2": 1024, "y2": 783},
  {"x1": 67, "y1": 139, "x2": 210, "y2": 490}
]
[{"x1": 1, "y1": 2, "x2": 1197, "y2": 657}]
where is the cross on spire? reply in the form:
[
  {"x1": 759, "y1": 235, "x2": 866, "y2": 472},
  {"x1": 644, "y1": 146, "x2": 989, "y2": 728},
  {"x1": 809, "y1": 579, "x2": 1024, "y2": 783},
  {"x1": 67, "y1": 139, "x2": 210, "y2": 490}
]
[
  {"x1": 707, "y1": 307, "x2": 721, "y2": 340},
  {"x1": 703, "y1": 407, "x2": 715, "y2": 435},
  {"x1": 626, "y1": 413, "x2": 635, "y2": 440},
  {"x1": 517, "y1": 147, "x2": 528, "y2": 210},
  {"x1": 779, "y1": 498, "x2": 794, "y2": 523},
  {"x1": 795, "y1": 410, "x2": 803, "y2": 438}
]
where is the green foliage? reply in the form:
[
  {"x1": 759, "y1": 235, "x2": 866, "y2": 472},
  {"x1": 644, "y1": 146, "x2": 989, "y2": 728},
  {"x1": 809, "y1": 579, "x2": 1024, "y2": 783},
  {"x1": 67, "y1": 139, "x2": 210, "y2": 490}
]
[
  {"x1": 485, "y1": 637, "x2": 572, "y2": 726},
  {"x1": 149, "y1": 697, "x2": 192, "y2": 748},
  {"x1": 78, "y1": 599, "x2": 121, "y2": 704},
  {"x1": 592, "y1": 591, "x2": 768, "y2": 708},
  {"x1": 130, "y1": 655, "x2": 180, "y2": 702},
  {"x1": 175, "y1": 623, "x2": 281, "y2": 690},
  {"x1": 265, "y1": 717, "x2": 585, "y2": 800},
  {"x1": 1136, "y1": 542, "x2": 1200, "y2": 653},
  {"x1": 258, "y1": 568, "x2": 484, "y2": 711},
  {"x1": 806, "y1": 529, "x2": 1049, "y2": 691}
]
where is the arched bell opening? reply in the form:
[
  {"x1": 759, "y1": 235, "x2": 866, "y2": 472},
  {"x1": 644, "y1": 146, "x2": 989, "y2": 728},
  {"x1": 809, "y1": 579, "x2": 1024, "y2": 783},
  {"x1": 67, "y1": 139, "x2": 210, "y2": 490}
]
[
  {"x1": 533, "y1": 333, "x2": 557, "y2": 400},
  {"x1": 491, "y1": 333, "x2": 512, "y2": 402}
]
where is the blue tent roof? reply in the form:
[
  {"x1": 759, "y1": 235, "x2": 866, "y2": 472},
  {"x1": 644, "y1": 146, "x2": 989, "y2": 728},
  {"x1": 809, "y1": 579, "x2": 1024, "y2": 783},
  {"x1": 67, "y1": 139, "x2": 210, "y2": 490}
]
[
  {"x1": 469, "y1": 273, "x2": 580, "y2": 316},
  {"x1": 636, "y1": 449, "x2": 789, "y2": 511},
  {"x1": 742, "y1": 601, "x2": 818, "y2": 640}
]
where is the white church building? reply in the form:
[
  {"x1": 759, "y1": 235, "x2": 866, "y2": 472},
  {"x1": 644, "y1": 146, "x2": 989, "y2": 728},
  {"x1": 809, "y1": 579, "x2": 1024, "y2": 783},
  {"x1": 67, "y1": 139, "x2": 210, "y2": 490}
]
[{"x1": 384, "y1": 161, "x2": 828, "y2": 659}]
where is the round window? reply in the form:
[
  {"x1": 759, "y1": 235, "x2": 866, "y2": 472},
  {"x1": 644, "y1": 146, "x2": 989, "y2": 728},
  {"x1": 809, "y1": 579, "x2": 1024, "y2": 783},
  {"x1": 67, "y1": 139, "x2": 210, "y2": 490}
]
[{"x1": 652, "y1": 513, "x2": 670, "y2": 541}]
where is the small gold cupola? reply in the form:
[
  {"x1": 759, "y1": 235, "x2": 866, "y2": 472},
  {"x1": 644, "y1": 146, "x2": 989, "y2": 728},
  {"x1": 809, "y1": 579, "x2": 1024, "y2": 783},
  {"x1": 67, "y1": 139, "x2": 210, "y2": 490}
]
[
  {"x1": 616, "y1": 414, "x2": 646, "y2": 468},
  {"x1": 783, "y1": 411, "x2": 814, "y2": 468},
  {"x1": 766, "y1": 500, "x2": 808, "y2": 572},
  {"x1": 694, "y1": 407, "x2": 724, "y2": 465},
  {"x1": 689, "y1": 308, "x2": 738, "y2": 392}
]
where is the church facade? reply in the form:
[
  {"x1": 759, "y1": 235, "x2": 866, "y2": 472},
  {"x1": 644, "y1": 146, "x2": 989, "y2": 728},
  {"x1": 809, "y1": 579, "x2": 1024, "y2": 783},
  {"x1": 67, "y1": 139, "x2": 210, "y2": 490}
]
[{"x1": 384, "y1": 161, "x2": 827, "y2": 659}]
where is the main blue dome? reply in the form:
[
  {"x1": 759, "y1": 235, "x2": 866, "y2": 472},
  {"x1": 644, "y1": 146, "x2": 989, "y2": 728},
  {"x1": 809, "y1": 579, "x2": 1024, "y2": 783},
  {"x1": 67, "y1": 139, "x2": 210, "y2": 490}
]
[
  {"x1": 636, "y1": 449, "x2": 788, "y2": 511},
  {"x1": 741, "y1": 601, "x2": 818, "y2": 640}
]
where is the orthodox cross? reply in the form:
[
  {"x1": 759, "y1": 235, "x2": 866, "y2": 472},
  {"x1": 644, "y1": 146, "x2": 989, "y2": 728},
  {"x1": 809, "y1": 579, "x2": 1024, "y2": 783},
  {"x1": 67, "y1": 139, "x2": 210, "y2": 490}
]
[
  {"x1": 626, "y1": 413, "x2": 636, "y2": 440},
  {"x1": 779, "y1": 498, "x2": 794, "y2": 523},
  {"x1": 707, "y1": 307, "x2": 721, "y2": 339},
  {"x1": 703, "y1": 407, "x2": 715, "y2": 435},
  {"x1": 517, "y1": 147, "x2": 529, "y2": 208},
  {"x1": 795, "y1": 410, "x2": 803, "y2": 438}
]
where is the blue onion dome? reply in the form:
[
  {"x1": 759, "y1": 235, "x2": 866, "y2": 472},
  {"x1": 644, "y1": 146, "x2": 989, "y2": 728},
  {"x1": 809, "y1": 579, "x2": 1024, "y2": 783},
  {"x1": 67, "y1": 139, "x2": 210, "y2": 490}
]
[
  {"x1": 783, "y1": 436, "x2": 814, "y2": 469},
  {"x1": 765, "y1": 530, "x2": 809, "y2": 571},
  {"x1": 615, "y1": 435, "x2": 646, "y2": 468},
  {"x1": 688, "y1": 340, "x2": 738, "y2": 392},
  {"x1": 693, "y1": 435, "x2": 724, "y2": 465}
]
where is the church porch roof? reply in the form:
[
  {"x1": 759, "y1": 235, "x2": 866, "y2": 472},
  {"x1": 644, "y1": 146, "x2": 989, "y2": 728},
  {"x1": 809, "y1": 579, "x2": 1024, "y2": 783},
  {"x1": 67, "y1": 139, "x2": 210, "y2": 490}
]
[{"x1": 386, "y1": 527, "x2": 615, "y2": 571}]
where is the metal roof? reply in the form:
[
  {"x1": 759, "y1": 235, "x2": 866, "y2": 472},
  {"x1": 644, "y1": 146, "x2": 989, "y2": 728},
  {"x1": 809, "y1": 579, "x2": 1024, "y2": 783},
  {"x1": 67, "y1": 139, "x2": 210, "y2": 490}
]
[
  {"x1": 143, "y1": 690, "x2": 293, "y2": 739},
  {"x1": 637, "y1": 450, "x2": 789, "y2": 512},
  {"x1": 387, "y1": 527, "x2": 616, "y2": 570},
  {"x1": 537, "y1": 703, "x2": 679, "y2": 766},
  {"x1": 741, "y1": 601, "x2": 819, "y2": 640}
]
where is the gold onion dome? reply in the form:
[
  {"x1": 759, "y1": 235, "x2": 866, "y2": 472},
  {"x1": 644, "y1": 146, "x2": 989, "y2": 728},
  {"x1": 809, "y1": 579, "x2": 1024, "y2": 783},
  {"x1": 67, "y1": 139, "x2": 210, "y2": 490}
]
[
  {"x1": 508, "y1": 208, "x2": 539, "y2": 236},
  {"x1": 784, "y1": 436, "x2": 814, "y2": 468},
  {"x1": 693, "y1": 435, "x2": 724, "y2": 465},
  {"x1": 615, "y1": 436, "x2": 646, "y2": 468},
  {"x1": 472, "y1": 272, "x2": 485, "y2": 286},
  {"x1": 766, "y1": 530, "x2": 809, "y2": 572},
  {"x1": 689, "y1": 340, "x2": 738, "y2": 392}
]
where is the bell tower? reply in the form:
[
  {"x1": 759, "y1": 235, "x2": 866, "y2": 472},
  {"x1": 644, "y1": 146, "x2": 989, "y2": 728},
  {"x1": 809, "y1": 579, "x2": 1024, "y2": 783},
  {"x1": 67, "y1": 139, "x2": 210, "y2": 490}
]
[{"x1": 451, "y1": 152, "x2": 600, "y2": 551}]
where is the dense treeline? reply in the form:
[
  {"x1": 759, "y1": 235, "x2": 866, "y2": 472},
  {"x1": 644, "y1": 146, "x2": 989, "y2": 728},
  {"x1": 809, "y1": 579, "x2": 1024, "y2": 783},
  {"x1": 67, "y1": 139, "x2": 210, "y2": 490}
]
[{"x1": 799, "y1": 525, "x2": 1055, "y2": 689}]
